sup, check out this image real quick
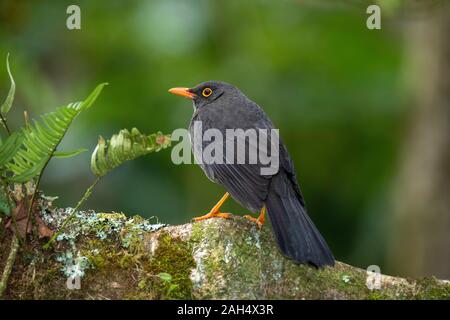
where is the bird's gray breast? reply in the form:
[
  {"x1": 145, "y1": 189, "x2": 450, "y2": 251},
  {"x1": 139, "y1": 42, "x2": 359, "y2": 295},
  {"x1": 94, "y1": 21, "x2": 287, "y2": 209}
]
[
  {"x1": 188, "y1": 100, "x2": 239, "y2": 174},
  {"x1": 189, "y1": 110, "x2": 220, "y2": 183}
]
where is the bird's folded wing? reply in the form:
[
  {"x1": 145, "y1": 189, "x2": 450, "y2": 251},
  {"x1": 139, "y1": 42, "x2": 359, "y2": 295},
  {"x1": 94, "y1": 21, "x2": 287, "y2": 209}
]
[{"x1": 200, "y1": 132, "x2": 274, "y2": 211}]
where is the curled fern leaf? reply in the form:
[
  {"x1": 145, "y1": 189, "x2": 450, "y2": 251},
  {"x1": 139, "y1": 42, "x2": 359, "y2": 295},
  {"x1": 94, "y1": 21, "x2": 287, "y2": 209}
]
[
  {"x1": 1, "y1": 53, "x2": 15, "y2": 115},
  {"x1": 91, "y1": 128, "x2": 171, "y2": 177},
  {"x1": 6, "y1": 83, "x2": 107, "y2": 183}
]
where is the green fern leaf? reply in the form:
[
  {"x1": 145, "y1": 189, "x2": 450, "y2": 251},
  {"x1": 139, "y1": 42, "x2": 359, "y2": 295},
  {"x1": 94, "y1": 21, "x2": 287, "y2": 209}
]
[
  {"x1": 6, "y1": 83, "x2": 107, "y2": 183},
  {"x1": 1, "y1": 53, "x2": 15, "y2": 115},
  {"x1": 0, "y1": 132, "x2": 24, "y2": 167},
  {"x1": 54, "y1": 148, "x2": 88, "y2": 158},
  {"x1": 91, "y1": 128, "x2": 171, "y2": 177}
]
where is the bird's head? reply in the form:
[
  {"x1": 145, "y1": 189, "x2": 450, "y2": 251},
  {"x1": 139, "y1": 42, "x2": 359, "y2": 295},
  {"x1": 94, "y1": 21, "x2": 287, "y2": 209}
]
[{"x1": 168, "y1": 80, "x2": 237, "y2": 109}]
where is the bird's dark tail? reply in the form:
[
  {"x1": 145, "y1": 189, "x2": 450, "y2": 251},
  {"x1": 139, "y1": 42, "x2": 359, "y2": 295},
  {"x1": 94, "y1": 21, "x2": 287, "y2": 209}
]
[{"x1": 265, "y1": 173, "x2": 334, "y2": 268}]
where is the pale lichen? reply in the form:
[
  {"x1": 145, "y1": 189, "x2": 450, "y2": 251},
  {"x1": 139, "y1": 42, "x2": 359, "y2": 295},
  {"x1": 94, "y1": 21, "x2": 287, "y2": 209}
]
[
  {"x1": 40, "y1": 207, "x2": 166, "y2": 282},
  {"x1": 56, "y1": 250, "x2": 91, "y2": 278}
]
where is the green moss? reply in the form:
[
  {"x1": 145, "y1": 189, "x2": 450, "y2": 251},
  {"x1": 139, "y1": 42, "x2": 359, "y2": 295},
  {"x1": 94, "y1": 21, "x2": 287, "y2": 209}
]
[
  {"x1": 414, "y1": 277, "x2": 450, "y2": 300},
  {"x1": 190, "y1": 222, "x2": 203, "y2": 243},
  {"x1": 142, "y1": 232, "x2": 196, "y2": 299},
  {"x1": 368, "y1": 291, "x2": 390, "y2": 300},
  {"x1": 96, "y1": 212, "x2": 127, "y2": 220}
]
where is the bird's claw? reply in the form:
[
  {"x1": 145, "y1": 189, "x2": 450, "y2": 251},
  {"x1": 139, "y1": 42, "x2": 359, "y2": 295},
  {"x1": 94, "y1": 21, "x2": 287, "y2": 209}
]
[
  {"x1": 244, "y1": 215, "x2": 263, "y2": 228},
  {"x1": 193, "y1": 212, "x2": 231, "y2": 222}
]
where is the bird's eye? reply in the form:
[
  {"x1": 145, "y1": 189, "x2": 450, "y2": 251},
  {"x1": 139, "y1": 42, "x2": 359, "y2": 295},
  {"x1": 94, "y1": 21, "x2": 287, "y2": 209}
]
[{"x1": 202, "y1": 88, "x2": 212, "y2": 97}]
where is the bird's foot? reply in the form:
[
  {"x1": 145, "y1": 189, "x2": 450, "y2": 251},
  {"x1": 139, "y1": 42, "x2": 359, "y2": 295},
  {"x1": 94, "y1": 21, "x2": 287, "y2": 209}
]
[
  {"x1": 244, "y1": 207, "x2": 266, "y2": 228},
  {"x1": 193, "y1": 211, "x2": 231, "y2": 222},
  {"x1": 193, "y1": 192, "x2": 232, "y2": 222},
  {"x1": 243, "y1": 215, "x2": 264, "y2": 228}
]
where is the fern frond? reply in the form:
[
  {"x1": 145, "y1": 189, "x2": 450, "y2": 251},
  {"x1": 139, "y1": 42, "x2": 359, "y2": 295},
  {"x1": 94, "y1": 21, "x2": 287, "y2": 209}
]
[
  {"x1": 0, "y1": 132, "x2": 24, "y2": 169},
  {"x1": 91, "y1": 128, "x2": 171, "y2": 177},
  {"x1": 5, "y1": 83, "x2": 107, "y2": 183}
]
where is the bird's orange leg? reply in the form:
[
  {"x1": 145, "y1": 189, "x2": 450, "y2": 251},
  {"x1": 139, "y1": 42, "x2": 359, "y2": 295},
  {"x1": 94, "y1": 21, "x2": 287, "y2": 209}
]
[
  {"x1": 244, "y1": 207, "x2": 266, "y2": 228},
  {"x1": 193, "y1": 192, "x2": 231, "y2": 221}
]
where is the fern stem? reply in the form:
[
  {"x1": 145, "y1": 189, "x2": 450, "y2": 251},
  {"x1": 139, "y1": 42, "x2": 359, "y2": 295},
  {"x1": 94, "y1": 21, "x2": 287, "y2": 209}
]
[
  {"x1": 0, "y1": 234, "x2": 20, "y2": 298},
  {"x1": 0, "y1": 180, "x2": 22, "y2": 243},
  {"x1": 43, "y1": 177, "x2": 101, "y2": 249},
  {"x1": 0, "y1": 113, "x2": 11, "y2": 136},
  {"x1": 24, "y1": 174, "x2": 42, "y2": 241}
]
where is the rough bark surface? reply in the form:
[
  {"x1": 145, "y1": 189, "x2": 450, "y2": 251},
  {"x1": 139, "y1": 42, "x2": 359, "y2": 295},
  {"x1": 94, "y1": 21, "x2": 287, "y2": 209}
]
[{"x1": 0, "y1": 208, "x2": 449, "y2": 300}]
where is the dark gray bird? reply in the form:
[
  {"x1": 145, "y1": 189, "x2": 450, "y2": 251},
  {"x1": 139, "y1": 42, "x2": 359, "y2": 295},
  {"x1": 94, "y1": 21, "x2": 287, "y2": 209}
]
[{"x1": 169, "y1": 81, "x2": 334, "y2": 267}]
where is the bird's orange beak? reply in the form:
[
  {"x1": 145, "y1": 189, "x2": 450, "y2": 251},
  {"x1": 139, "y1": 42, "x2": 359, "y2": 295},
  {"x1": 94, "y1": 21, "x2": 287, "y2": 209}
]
[{"x1": 168, "y1": 87, "x2": 196, "y2": 99}]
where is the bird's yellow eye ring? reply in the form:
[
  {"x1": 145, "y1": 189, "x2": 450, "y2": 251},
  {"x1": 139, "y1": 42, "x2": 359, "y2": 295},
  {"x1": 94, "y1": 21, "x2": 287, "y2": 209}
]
[{"x1": 202, "y1": 88, "x2": 213, "y2": 97}]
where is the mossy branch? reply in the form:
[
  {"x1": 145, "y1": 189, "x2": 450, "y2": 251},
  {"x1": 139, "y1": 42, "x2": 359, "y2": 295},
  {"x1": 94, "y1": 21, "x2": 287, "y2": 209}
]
[{"x1": 1, "y1": 209, "x2": 448, "y2": 300}]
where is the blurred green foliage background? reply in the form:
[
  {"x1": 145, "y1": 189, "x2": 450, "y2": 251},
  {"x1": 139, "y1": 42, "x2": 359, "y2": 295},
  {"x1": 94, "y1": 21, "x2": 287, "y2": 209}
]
[{"x1": 0, "y1": 0, "x2": 433, "y2": 275}]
